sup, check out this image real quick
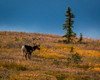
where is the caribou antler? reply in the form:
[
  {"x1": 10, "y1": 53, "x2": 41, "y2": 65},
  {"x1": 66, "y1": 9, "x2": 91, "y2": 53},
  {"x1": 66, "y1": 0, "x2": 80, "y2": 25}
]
[{"x1": 32, "y1": 38, "x2": 41, "y2": 46}]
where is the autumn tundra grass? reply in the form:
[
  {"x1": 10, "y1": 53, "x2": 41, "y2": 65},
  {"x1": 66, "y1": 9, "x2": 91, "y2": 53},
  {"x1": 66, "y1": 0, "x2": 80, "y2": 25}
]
[{"x1": 0, "y1": 31, "x2": 100, "y2": 80}]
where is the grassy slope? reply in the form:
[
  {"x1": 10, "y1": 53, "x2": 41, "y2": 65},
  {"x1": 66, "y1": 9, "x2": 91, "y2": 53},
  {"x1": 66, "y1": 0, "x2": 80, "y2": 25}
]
[{"x1": 0, "y1": 31, "x2": 100, "y2": 80}]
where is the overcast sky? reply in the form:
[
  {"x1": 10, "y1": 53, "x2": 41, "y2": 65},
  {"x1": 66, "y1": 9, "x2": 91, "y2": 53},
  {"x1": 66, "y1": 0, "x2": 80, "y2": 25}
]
[{"x1": 0, "y1": 0, "x2": 100, "y2": 39}]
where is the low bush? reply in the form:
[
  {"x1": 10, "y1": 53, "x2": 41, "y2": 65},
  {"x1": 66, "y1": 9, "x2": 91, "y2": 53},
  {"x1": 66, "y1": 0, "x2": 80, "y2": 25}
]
[
  {"x1": 67, "y1": 52, "x2": 82, "y2": 65},
  {"x1": 72, "y1": 52, "x2": 82, "y2": 64}
]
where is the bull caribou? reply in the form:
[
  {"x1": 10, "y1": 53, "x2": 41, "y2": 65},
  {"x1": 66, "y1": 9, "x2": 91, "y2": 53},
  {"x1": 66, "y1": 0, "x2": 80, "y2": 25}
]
[{"x1": 21, "y1": 38, "x2": 40, "y2": 60}]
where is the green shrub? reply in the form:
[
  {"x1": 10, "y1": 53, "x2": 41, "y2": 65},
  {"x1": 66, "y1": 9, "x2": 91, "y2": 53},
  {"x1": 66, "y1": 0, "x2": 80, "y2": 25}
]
[
  {"x1": 72, "y1": 52, "x2": 82, "y2": 64},
  {"x1": 70, "y1": 46, "x2": 74, "y2": 52},
  {"x1": 67, "y1": 52, "x2": 82, "y2": 65}
]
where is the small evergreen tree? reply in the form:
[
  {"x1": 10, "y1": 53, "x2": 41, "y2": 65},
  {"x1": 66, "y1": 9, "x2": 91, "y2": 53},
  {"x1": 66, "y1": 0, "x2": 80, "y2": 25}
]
[
  {"x1": 63, "y1": 6, "x2": 76, "y2": 43},
  {"x1": 78, "y1": 33, "x2": 83, "y2": 43},
  {"x1": 67, "y1": 52, "x2": 82, "y2": 65},
  {"x1": 70, "y1": 46, "x2": 74, "y2": 52}
]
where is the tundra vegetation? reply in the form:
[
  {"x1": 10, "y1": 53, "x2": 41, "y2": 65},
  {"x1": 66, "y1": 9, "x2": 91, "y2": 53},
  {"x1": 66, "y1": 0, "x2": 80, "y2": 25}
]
[{"x1": 0, "y1": 31, "x2": 100, "y2": 80}]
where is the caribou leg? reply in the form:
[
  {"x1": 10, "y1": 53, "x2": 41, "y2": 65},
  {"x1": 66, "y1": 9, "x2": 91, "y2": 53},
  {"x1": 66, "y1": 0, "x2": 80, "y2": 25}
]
[
  {"x1": 25, "y1": 53, "x2": 28, "y2": 60},
  {"x1": 28, "y1": 53, "x2": 31, "y2": 60}
]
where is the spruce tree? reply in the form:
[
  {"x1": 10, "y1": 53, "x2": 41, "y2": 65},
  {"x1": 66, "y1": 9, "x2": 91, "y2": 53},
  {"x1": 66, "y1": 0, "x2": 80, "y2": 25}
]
[
  {"x1": 78, "y1": 33, "x2": 83, "y2": 43},
  {"x1": 63, "y1": 6, "x2": 75, "y2": 43}
]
